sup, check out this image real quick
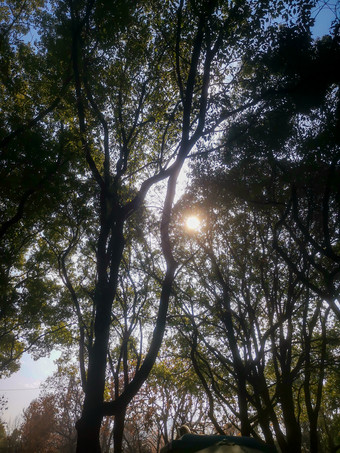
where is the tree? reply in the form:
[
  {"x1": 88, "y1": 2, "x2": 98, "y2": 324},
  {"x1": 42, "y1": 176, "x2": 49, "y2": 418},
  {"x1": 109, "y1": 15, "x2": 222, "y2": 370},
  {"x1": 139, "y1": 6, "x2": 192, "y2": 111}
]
[
  {"x1": 167, "y1": 13, "x2": 340, "y2": 451},
  {"x1": 0, "y1": 395, "x2": 8, "y2": 449},
  {"x1": 121, "y1": 357, "x2": 215, "y2": 452},
  {"x1": 13, "y1": 362, "x2": 111, "y2": 453},
  {"x1": 41, "y1": 363, "x2": 84, "y2": 453},
  {"x1": 1, "y1": 1, "x2": 332, "y2": 451},
  {"x1": 0, "y1": 0, "x2": 85, "y2": 376},
  {"x1": 171, "y1": 188, "x2": 339, "y2": 452},
  {"x1": 217, "y1": 28, "x2": 340, "y2": 319},
  {"x1": 20, "y1": 395, "x2": 59, "y2": 452}
]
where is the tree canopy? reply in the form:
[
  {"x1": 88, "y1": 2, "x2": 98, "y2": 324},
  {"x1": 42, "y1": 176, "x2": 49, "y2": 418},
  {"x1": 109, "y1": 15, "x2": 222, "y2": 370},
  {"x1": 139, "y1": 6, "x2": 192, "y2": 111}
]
[{"x1": 1, "y1": 0, "x2": 339, "y2": 452}]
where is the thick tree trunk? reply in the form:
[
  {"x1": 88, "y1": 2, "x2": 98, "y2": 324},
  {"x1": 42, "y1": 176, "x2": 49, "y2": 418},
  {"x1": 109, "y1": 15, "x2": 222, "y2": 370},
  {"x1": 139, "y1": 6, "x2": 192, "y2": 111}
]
[
  {"x1": 237, "y1": 376, "x2": 252, "y2": 437},
  {"x1": 309, "y1": 415, "x2": 319, "y2": 453},
  {"x1": 76, "y1": 223, "x2": 125, "y2": 452},
  {"x1": 76, "y1": 415, "x2": 102, "y2": 452},
  {"x1": 278, "y1": 380, "x2": 301, "y2": 453},
  {"x1": 75, "y1": 286, "x2": 114, "y2": 453},
  {"x1": 113, "y1": 408, "x2": 126, "y2": 453}
]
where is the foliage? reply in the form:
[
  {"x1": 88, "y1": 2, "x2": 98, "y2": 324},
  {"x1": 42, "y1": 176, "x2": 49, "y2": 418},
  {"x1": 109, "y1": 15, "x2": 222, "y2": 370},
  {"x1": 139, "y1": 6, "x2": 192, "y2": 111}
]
[
  {"x1": 4, "y1": 356, "x2": 220, "y2": 452},
  {"x1": 168, "y1": 10, "x2": 340, "y2": 451},
  {"x1": 1, "y1": 0, "x2": 339, "y2": 452},
  {"x1": 121, "y1": 356, "x2": 217, "y2": 452}
]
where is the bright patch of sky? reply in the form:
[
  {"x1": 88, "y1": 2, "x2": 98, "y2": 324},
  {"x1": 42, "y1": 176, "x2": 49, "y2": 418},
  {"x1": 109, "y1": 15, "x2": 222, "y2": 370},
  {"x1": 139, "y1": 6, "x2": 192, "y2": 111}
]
[
  {"x1": 312, "y1": 2, "x2": 339, "y2": 37},
  {"x1": 0, "y1": 351, "x2": 60, "y2": 430}
]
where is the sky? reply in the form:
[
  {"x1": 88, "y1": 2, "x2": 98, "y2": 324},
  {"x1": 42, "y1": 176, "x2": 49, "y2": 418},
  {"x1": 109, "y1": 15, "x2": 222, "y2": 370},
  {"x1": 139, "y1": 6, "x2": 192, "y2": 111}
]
[
  {"x1": 0, "y1": 1, "x2": 337, "y2": 433},
  {"x1": 311, "y1": 2, "x2": 338, "y2": 37},
  {"x1": 0, "y1": 351, "x2": 60, "y2": 429}
]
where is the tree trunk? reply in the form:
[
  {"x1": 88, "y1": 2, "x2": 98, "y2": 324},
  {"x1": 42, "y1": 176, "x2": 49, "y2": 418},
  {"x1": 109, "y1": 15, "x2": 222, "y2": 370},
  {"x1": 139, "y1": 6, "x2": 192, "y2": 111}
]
[
  {"x1": 113, "y1": 408, "x2": 126, "y2": 453},
  {"x1": 76, "y1": 224, "x2": 125, "y2": 452},
  {"x1": 237, "y1": 376, "x2": 252, "y2": 436},
  {"x1": 76, "y1": 416, "x2": 102, "y2": 452},
  {"x1": 309, "y1": 414, "x2": 319, "y2": 453},
  {"x1": 75, "y1": 286, "x2": 113, "y2": 452},
  {"x1": 221, "y1": 303, "x2": 251, "y2": 436},
  {"x1": 278, "y1": 380, "x2": 302, "y2": 453},
  {"x1": 256, "y1": 404, "x2": 275, "y2": 446}
]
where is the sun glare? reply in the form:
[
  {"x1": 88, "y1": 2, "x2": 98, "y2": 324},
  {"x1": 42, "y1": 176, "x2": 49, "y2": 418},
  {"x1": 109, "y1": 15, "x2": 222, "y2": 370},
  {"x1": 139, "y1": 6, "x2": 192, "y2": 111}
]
[{"x1": 185, "y1": 215, "x2": 201, "y2": 231}]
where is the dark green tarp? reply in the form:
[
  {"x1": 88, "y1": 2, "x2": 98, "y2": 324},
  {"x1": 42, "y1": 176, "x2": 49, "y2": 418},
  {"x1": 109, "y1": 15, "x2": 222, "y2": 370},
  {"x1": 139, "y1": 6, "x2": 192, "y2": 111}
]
[{"x1": 160, "y1": 434, "x2": 278, "y2": 453}]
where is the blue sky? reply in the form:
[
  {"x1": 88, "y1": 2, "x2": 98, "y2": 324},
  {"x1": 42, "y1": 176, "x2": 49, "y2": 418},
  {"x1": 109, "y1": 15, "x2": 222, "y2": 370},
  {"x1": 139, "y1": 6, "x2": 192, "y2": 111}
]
[{"x1": 312, "y1": 3, "x2": 338, "y2": 37}]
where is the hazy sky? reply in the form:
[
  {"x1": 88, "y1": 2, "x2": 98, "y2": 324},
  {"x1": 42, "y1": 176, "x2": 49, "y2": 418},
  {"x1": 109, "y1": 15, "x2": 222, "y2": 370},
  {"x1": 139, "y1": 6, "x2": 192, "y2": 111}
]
[{"x1": 0, "y1": 352, "x2": 60, "y2": 428}]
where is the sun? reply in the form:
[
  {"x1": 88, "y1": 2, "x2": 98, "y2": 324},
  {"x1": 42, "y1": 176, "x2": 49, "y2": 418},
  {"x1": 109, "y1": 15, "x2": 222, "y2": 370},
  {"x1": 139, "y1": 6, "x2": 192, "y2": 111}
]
[{"x1": 185, "y1": 215, "x2": 201, "y2": 231}]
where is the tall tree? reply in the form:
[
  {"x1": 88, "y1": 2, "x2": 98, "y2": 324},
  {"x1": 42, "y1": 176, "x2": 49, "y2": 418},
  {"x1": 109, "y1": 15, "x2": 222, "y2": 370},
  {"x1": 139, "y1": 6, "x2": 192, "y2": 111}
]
[
  {"x1": 168, "y1": 12, "x2": 340, "y2": 451},
  {"x1": 218, "y1": 26, "x2": 340, "y2": 318},
  {"x1": 2, "y1": 1, "x2": 331, "y2": 451},
  {"x1": 171, "y1": 190, "x2": 339, "y2": 452}
]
